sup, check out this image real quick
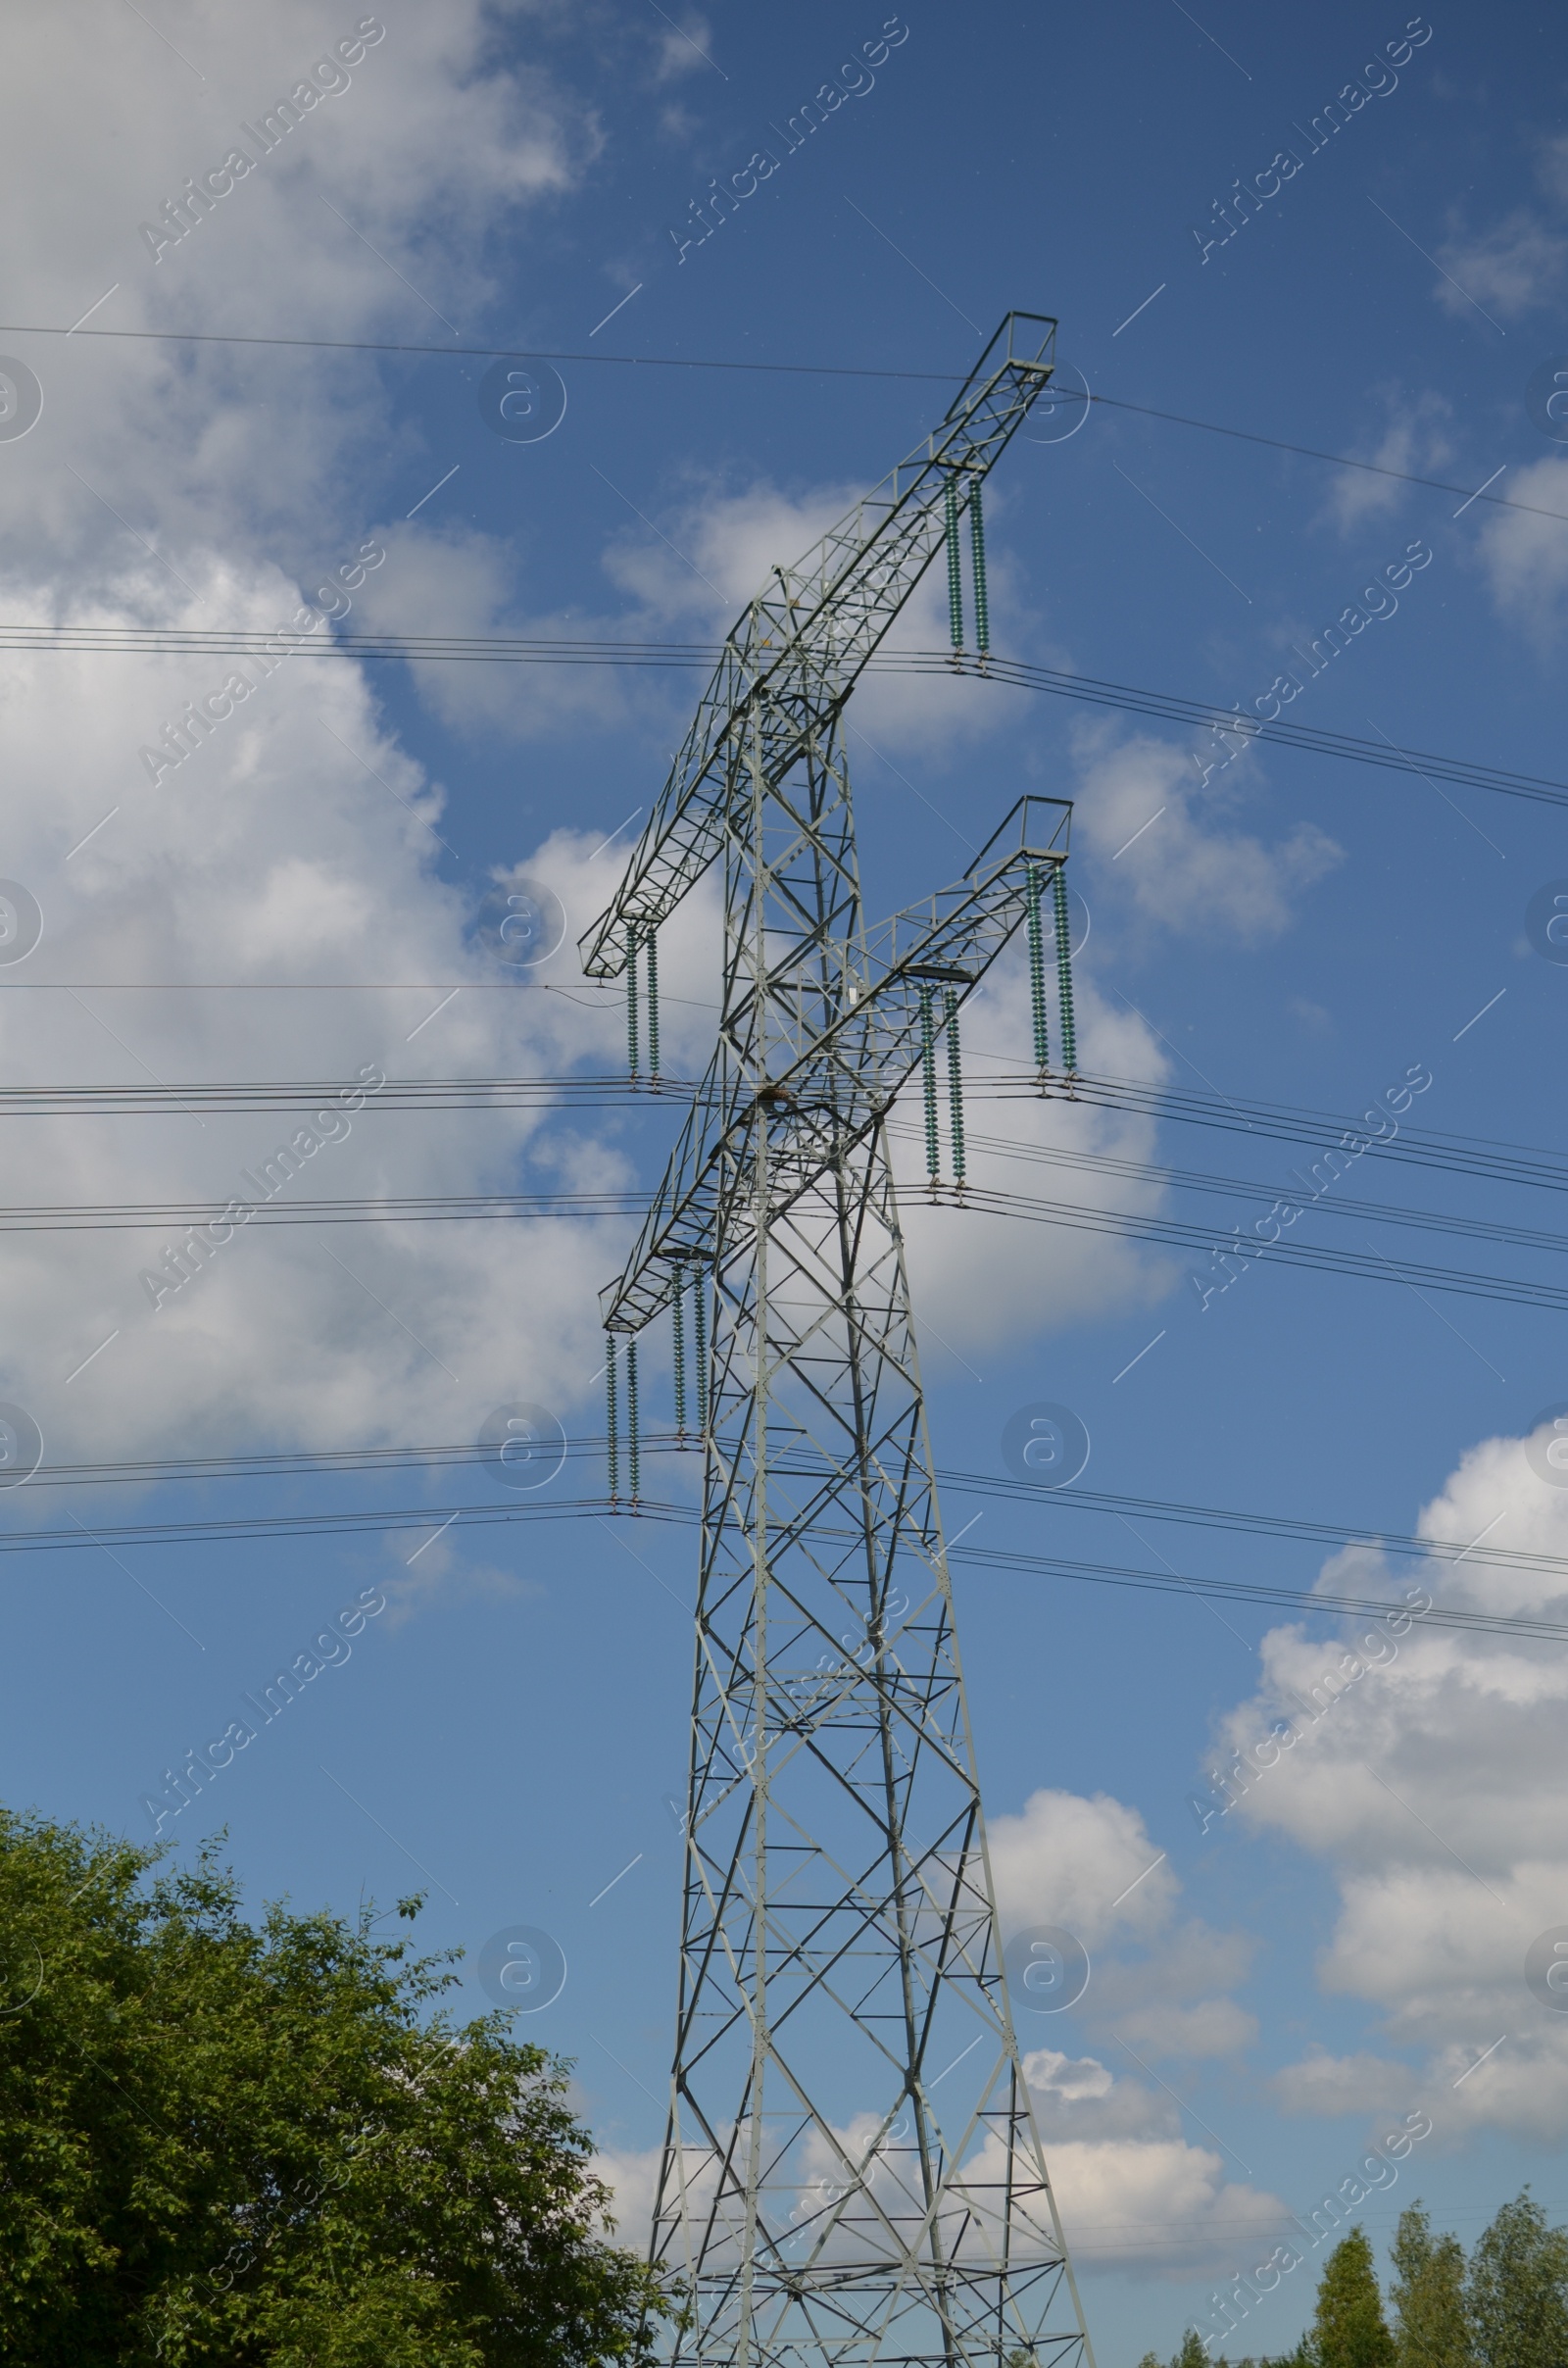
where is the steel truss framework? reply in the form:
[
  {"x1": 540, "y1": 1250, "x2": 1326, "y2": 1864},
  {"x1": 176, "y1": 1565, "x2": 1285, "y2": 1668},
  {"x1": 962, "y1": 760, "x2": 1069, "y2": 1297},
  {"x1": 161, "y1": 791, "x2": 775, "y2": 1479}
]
[{"x1": 583, "y1": 316, "x2": 1096, "y2": 2368}]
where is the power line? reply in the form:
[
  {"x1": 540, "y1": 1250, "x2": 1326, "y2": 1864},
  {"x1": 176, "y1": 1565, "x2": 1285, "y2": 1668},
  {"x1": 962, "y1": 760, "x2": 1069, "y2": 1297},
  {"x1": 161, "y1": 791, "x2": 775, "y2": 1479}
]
[
  {"x1": 3, "y1": 1162, "x2": 1562, "y2": 1294},
  {"x1": 0, "y1": 316, "x2": 1558, "y2": 524},
  {"x1": 0, "y1": 1190, "x2": 646, "y2": 1232},
  {"x1": 15, "y1": 623, "x2": 1558, "y2": 814},
  {"x1": 1083, "y1": 388, "x2": 1567, "y2": 524},
  {"x1": 1030, "y1": 1071, "x2": 1568, "y2": 1200},
  {"x1": 945, "y1": 1176, "x2": 1568, "y2": 1316},
  {"x1": 0, "y1": 1072, "x2": 678, "y2": 1110},
  {"x1": 939, "y1": 1463, "x2": 1568, "y2": 1587},
  {"x1": 0, "y1": 321, "x2": 962, "y2": 384},
  {"x1": 18, "y1": 1429, "x2": 1568, "y2": 1587},
  {"x1": 951, "y1": 651, "x2": 1568, "y2": 814},
  {"x1": 890, "y1": 1118, "x2": 1568, "y2": 1263},
  {"x1": 2, "y1": 1480, "x2": 1561, "y2": 1647}
]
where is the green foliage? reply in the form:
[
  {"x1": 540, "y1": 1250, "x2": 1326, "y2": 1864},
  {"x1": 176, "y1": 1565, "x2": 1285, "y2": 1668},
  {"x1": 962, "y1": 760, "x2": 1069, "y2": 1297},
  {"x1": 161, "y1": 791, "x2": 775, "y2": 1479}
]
[
  {"x1": 1311, "y1": 2228, "x2": 1395, "y2": 2368},
  {"x1": 1390, "y1": 2203, "x2": 1472, "y2": 2368},
  {"x1": 0, "y1": 1806, "x2": 669, "y2": 2365},
  {"x1": 1466, "y1": 2189, "x2": 1568, "y2": 2368}
]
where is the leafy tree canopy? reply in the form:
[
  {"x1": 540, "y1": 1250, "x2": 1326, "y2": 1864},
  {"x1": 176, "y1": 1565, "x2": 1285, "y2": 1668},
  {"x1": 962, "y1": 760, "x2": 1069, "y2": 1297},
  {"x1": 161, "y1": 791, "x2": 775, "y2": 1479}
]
[
  {"x1": 1311, "y1": 2227, "x2": 1396, "y2": 2368},
  {"x1": 0, "y1": 1806, "x2": 668, "y2": 2366},
  {"x1": 1390, "y1": 2202, "x2": 1472, "y2": 2368},
  {"x1": 1466, "y1": 2189, "x2": 1568, "y2": 2368}
]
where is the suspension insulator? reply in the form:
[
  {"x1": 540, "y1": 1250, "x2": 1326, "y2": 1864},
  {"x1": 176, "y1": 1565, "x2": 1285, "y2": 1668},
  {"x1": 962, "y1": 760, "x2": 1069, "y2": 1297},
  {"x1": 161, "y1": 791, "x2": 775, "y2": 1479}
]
[
  {"x1": 606, "y1": 1332, "x2": 619, "y2": 1502},
  {"x1": 627, "y1": 1336, "x2": 641, "y2": 1505},
  {"x1": 945, "y1": 479, "x2": 963, "y2": 651},
  {"x1": 919, "y1": 984, "x2": 940, "y2": 1185},
  {"x1": 672, "y1": 1267, "x2": 687, "y2": 1438},
  {"x1": 969, "y1": 480, "x2": 990, "y2": 656},
  {"x1": 694, "y1": 1269, "x2": 710, "y2": 1434},
  {"x1": 646, "y1": 928, "x2": 661, "y2": 1082},
  {"x1": 945, "y1": 987, "x2": 966, "y2": 1187},
  {"x1": 626, "y1": 926, "x2": 641, "y2": 1082},
  {"x1": 1026, "y1": 866, "x2": 1050, "y2": 1074},
  {"x1": 1053, "y1": 865, "x2": 1077, "y2": 1077}
]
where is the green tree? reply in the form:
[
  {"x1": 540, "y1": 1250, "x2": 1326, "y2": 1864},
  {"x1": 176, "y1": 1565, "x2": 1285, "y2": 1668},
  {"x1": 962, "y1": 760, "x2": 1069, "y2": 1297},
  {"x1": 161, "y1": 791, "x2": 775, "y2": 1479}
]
[
  {"x1": 1389, "y1": 2203, "x2": 1473, "y2": 2368},
  {"x1": 0, "y1": 1805, "x2": 668, "y2": 2365},
  {"x1": 1311, "y1": 2227, "x2": 1396, "y2": 2368},
  {"x1": 1466, "y1": 2189, "x2": 1568, "y2": 2368}
]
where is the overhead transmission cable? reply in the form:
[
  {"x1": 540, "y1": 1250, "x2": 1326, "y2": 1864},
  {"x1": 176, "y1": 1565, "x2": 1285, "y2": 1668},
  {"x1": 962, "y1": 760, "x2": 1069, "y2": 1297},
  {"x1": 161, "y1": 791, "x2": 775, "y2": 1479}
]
[
  {"x1": 887, "y1": 1118, "x2": 1568, "y2": 1262},
  {"x1": 0, "y1": 1485, "x2": 1563, "y2": 1648},
  {"x1": 2, "y1": 314, "x2": 1562, "y2": 526},
  {"x1": 14, "y1": 624, "x2": 1558, "y2": 815},
  {"x1": 15, "y1": 1428, "x2": 1568, "y2": 1589}
]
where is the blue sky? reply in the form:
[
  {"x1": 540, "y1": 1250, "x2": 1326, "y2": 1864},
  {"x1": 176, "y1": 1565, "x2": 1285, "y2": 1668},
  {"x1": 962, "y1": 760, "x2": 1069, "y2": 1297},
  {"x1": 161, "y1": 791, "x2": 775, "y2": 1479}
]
[{"x1": 3, "y1": 3, "x2": 1568, "y2": 2357}]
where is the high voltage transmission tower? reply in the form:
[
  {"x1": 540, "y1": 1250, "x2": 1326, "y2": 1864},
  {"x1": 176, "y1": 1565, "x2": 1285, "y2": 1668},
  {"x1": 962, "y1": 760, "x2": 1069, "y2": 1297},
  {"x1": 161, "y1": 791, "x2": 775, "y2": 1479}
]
[{"x1": 581, "y1": 313, "x2": 1094, "y2": 2368}]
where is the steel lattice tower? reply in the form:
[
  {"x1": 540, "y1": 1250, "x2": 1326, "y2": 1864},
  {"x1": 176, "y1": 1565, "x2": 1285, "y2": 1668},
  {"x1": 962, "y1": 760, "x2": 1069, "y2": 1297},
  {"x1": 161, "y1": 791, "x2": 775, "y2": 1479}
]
[{"x1": 581, "y1": 315, "x2": 1096, "y2": 2368}]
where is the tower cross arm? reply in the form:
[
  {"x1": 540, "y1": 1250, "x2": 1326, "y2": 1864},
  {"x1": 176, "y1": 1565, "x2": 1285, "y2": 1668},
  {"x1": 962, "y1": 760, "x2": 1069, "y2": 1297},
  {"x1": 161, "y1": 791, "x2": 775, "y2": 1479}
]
[
  {"x1": 577, "y1": 313, "x2": 1057, "y2": 982},
  {"x1": 600, "y1": 795, "x2": 1071, "y2": 1333}
]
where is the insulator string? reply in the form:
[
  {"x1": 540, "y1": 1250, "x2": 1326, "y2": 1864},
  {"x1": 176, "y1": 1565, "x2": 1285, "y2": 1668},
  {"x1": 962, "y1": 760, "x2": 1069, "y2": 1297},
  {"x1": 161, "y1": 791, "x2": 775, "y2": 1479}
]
[
  {"x1": 626, "y1": 926, "x2": 640, "y2": 1082},
  {"x1": 672, "y1": 1266, "x2": 687, "y2": 1438},
  {"x1": 694, "y1": 1268, "x2": 709, "y2": 1433},
  {"x1": 1053, "y1": 865, "x2": 1077, "y2": 1078},
  {"x1": 945, "y1": 479, "x2": 963, "y2": 652},
  {"x1": 919, "y1": 985, "x2": 940, "y2": 1187},
  {"x1": 606, "y1": 1333, "x2": 619, "y2": 1502},
  {"x1": 1027, "y1": 866, "x2": 1050, "y2": 1073},
  {"x1": 626, "y1": 1335, "x2": 641, "y2": 1504},
  {"x1": 969, "y1": 479, "x2": 989, "y2": 656},
  {"x1": 646, "y1": 929, "x2": 660, "y2": 1082},
  {"x1": 945, "y1": 987, "x2": 966, "y2": 1188}
]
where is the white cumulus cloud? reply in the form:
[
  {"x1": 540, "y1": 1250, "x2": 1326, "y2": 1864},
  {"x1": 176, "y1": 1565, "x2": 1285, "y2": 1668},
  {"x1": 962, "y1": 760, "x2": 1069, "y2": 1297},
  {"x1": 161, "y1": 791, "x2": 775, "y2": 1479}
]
[
  {"x1": 1210, "y1": 1420, "x2": 1568, "y2": 2140},
  {"x1": 1069, "y1": 724, "x2": 1342, "y2": 945}
]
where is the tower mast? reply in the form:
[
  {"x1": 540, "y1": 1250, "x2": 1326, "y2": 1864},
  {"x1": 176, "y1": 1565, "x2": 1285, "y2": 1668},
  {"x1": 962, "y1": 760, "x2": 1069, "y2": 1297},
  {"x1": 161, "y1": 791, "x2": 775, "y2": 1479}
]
[{"x1": 584, "y1": 314, "x2": 1095, "y2": 2368}]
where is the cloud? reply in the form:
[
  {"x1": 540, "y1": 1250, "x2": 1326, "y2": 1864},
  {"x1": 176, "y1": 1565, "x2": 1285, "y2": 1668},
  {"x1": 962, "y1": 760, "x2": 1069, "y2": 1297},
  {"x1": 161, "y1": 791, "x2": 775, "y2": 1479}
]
[
  {"x1": 1475, "y1": 454, "x2": 1568, "y2": 631},
  {"x1": 1322, "y1": 392, "x2": 1453, "y2": 532},
  {"x1": 1210, "y1": 1420, "x2": 1568, "y2": 2139},
  {"x1": 1436, "y1": 210, "x2": 1568, "y2": 321},
  {"x1": 0, "y1": 8, "x2": 671, "y2": 1617},
  {"x1": 381, "y1": 1524, "x2": 544, "y2": 1628},
  {"x1": 0, "y1": 556, "x2": 723, "y2": 1492},
  {"x1": 1069, "y1": 725, "x2": 1343, "y2": 945},
  {"x1": 936, "y1": 2033, "x2": 1294, "y2": 2276},
  {"x1": 989, "y1": 1786, "x2": 1260, "y2": 2087},
  {"x1": 967, "y1": 2113, "x2": 1290, "y2": 2278},
  {"x1": 351, "y1": 523, "x2": 643, "y2": 745},
  {"x1": 0, "y1": 7, "x2": 598, "y2": 593},
  {"x1": 603, "y1": 475, "x2": 1032, "y2": 753},
  {"x1": 597, "y1": 1785, "x2": 1279, "y2": 2275},
  {"x1": 988, "y1": 1788, "x2": 1180, "y2": 1948},
  {"x1": 1270, "y1": 2050, "x2": 1421, "y2": 2117},
  {"x1": 650, "y1": 10, "x2": 718, "y2": 82},
  {"x1": 894, "y1": 944, "x2": 1176, "y2": 1357},
  {"x1": 597, "y1": 2063, "x2": 1291, "y2": 2281}
]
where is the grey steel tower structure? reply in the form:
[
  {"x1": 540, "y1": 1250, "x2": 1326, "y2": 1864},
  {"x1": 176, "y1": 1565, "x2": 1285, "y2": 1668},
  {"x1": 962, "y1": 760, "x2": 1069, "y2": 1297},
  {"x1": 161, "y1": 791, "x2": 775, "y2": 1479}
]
[{"x1": 581, "y1": 315, "x2": 1096, "y2": 2368}]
